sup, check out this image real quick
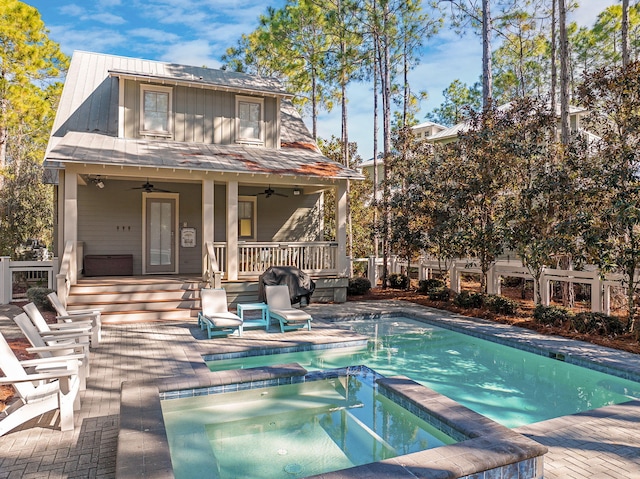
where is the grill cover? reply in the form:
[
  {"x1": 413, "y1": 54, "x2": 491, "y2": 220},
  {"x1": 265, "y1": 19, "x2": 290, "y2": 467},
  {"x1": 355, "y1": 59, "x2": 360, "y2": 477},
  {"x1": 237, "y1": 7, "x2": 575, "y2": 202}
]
[{"x1": 258, "y1": 266, "x2": 316, "y2": 305}]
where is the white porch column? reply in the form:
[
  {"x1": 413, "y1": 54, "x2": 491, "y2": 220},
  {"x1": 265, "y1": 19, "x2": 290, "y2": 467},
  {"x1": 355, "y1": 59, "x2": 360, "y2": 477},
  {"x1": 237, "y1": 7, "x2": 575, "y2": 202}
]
[
  {"x1": 226, "y1": 180, "x2": 239, "y2": 281},
  {"x1": 64, "y1": 171, "x2": 78, "y2": 283},
  {"x1": 202, "y1": 179, "x2": 215, "y2": 253},
  {"x1": 335, "y1": 181, "x2": 348, "y2": 277}
]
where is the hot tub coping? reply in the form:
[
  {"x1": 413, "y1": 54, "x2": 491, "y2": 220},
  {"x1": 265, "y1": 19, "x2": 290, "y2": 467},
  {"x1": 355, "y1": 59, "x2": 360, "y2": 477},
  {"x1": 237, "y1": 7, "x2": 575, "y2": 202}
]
[{"x1": 116, "y1": 364, "x2": 546, "y2": 479}]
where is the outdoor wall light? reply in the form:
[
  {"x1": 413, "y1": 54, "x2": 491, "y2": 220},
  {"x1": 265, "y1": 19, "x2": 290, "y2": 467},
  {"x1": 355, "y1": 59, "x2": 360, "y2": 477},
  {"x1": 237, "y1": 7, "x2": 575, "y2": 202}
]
[{"x1": 93, "y1": 176, "x2": 105, "y2": 189}]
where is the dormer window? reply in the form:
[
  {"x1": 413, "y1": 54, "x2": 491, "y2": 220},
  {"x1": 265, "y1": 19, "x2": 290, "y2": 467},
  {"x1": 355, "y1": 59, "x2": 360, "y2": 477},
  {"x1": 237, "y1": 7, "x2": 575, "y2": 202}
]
[
  {"x1": 236, "y1": 96, "x2": 264, "y2": 144},
  {"x1": 140, "y1": 85, "x2": 172, "y2": 137}
]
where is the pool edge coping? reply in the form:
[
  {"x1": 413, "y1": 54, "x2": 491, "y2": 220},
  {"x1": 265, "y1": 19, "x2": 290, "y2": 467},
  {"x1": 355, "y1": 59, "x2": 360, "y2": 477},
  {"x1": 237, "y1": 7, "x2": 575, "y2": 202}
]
[{"x1": 316, "y1": 301, "x2": 640, "y2": 383}]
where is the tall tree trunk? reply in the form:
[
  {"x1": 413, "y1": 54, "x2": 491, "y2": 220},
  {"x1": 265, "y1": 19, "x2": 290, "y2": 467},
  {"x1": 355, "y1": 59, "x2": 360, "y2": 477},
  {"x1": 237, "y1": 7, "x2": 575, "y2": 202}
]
[
  {"x1": 623, "y1": 0, "x2": 630, "y2": 67},
  {"x1": 482, "y1": 0, "x2": 493, "y2": 109},
  {"x1": 373, "y1": 33, "x2": 380, "y2": 260},
  {"x1": 381, "y1": 3, "x2": 392, "y2": 288},
  {"x1": 403, "y1": 38, "x2": 409, "y2": 126},
  {"x1": 311, "y1": 70, "x2": 318, "y2": 140},
  {"x1": 550, "y1": 0, "x2": 557, "y2": 133},
  {"x1": 559, "y1": 0, "x2": 570, "y2": 145}
]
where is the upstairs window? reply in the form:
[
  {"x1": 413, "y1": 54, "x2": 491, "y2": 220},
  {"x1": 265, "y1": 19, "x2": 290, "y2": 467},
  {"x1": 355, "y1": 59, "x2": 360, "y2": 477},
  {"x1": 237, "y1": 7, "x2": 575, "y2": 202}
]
[
  {"x1": 140, "y1": 85, "x2": 172, "y2": 137},
  {"x1": 236, "y1": 96, "x2": 264, "y2": 144}
]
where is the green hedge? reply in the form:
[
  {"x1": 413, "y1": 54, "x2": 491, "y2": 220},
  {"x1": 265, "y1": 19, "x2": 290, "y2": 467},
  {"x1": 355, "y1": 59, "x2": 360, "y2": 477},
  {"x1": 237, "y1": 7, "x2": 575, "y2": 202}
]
[
  {"x1": 388, "y1": 273, "x2": 409, "y2": 289},
  {"x1": 347, "y1": 277, "x2": 371, "y2": 296},
  {"x1": 26, "y1": 287, "x2": 55, "y2": 311}
]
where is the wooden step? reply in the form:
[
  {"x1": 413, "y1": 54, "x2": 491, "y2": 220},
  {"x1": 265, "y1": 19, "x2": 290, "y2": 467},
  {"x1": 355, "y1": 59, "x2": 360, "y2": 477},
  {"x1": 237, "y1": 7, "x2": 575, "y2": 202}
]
[
  {"x1": 67, "y1": 277, "x2": 204, "y2": 324},
  {"x1": 99, "y1": 309, "x2": 197, "y2": 323}
]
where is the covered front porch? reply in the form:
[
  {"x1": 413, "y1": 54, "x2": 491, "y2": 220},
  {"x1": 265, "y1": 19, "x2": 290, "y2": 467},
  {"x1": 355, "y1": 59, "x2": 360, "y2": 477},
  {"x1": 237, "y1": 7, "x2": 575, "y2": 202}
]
[{"x1": 52, "y1": 166, "x2": 352, "y2": 312}]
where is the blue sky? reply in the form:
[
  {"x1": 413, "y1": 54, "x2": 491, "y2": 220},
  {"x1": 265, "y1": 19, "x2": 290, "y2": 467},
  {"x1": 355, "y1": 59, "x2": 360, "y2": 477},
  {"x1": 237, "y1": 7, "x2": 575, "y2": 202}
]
[{"x1": 26, "y1": 0, "x2": 615, "y2": 161}]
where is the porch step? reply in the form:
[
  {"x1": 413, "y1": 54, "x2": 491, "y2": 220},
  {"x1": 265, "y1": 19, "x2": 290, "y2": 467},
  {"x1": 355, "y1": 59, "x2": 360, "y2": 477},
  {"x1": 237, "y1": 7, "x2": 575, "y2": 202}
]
[{"x1": 66, "y1": 277, "x2": 205, "y2": 324}]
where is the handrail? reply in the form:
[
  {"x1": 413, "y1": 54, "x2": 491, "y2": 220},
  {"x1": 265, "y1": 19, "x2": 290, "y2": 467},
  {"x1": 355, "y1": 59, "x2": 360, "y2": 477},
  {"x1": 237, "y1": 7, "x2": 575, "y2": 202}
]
[
  {"x1": 203, "y1": 242, "x2": 222, "y2": 288},
  {"x1": 56, "y1": 241, "x2": 77, "y2": 309}
]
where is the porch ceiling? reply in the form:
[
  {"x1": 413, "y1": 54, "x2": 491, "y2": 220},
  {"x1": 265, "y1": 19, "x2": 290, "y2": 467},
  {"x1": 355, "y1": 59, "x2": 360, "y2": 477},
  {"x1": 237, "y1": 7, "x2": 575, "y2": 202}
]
[{"x1": 44, "y1": 131, "x2": 364, "y2": 181}]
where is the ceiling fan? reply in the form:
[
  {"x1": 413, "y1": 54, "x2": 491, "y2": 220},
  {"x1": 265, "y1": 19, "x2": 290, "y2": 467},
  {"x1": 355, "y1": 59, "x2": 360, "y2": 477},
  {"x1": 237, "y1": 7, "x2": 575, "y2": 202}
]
[
  {"x1": 132, "y1": 179, "x2": 171, "y2": 193},
  {"x1": 258, "y1": 186, "x2": 288, "y2": 198}
]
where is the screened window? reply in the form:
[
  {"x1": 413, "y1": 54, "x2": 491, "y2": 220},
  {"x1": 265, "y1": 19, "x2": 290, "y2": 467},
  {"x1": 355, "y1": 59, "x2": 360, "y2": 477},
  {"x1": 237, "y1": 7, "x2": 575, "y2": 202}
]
[
  {"x1": 140, "y1": 85, "x2": 172, "y2": 136},
  {"x1": 236, "y1": 96, "x2": 264, "y2": 143}
]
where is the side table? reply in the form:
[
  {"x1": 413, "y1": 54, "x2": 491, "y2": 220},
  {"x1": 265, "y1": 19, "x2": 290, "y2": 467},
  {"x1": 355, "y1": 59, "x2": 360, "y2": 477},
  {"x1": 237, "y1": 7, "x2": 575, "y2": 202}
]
[{"x1": 237, "y1": 302, "x2": 270, "y2": 331}]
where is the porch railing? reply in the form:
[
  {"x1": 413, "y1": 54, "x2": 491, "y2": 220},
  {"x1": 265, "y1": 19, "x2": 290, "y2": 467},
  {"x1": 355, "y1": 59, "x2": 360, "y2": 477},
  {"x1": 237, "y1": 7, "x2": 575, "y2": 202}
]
[
  {"x1": 0, "y1": 257, "x2": 57, "y2": 304},
  {"x1": 212, "y1": 241, "x2": 338, "y2": 278}
]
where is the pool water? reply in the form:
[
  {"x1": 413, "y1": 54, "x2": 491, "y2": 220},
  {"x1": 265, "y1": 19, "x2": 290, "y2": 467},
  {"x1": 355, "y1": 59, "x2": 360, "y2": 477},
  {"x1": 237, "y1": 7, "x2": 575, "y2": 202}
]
[
  {"x1": 161, "y1": 369, "x2": 455, "y2": 479},
  {"x1": 207, "y1": 317, "x2": 640, "y2": 428}
]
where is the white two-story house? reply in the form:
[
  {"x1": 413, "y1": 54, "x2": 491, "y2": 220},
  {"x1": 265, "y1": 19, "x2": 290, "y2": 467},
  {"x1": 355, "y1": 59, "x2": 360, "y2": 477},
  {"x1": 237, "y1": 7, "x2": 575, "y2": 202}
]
[{"x1": 44, "y1": 51, "x2": 362, "y2": 321}]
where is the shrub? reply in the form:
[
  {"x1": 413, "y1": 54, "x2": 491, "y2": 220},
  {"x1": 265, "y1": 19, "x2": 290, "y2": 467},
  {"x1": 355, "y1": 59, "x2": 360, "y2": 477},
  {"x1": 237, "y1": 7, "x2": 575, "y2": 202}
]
[
  {"x1": 26, "y1": 287, "x2": 55, "y2": 311},
  {"x1": 428, "y1": 287, "x2": 451, "y2": 302},
  {"x1": 347, "y1": 277, "x2": 371, "y2": 296},
  {"x1": 484, "y1": 295, "x2": 518, "y2": 315},
  {"x1": 533, "y1": 304, "x2": 571, "y2": 326},
  {"x1": 418, "y1": 278, "x2": 445, "y2": 294},
  {"x1": 453, "y1": 290, "x2": 485, "y2": 309},
  {"x1": 571, "y1": 312, "x2": 625, "y2": 336},
  {"x1": 388, "y1": 273, "x2": 409, "y2": 289}
]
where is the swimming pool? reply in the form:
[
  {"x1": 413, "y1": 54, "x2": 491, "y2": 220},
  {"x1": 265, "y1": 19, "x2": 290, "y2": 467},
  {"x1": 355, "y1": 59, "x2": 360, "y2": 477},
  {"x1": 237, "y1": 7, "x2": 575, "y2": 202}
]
[
  {"x1": 161, "y1": 367, "x2": 456, "y2": 479},
  {"x1": 206, "y1": 316, "x2": 640, "y2": 428}
]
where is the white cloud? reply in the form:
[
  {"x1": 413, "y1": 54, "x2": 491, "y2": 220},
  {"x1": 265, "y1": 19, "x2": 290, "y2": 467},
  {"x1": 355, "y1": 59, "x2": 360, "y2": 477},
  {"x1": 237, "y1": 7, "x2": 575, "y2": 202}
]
[
  {"x1": 159, "y1": 39, "x2": 222, "y2": 69},
  {"x1": 97, "y1": 0, "x2": 122, "y2": 7},
  {"x1": 47, "y1": 25, "x2": 128, "y2": 55},
  {"x1": 91, "y1": 12, "x2": 126, "y2": 25},
  {"x1": 59, "y1": 4, "x2": 85, "y2": 17},
  {"x1": 129, "y1": 28, "x2": 180, "y2": 44},
  {"x1": 569, "y1": 0, "x2": 617, "y2": 28}
]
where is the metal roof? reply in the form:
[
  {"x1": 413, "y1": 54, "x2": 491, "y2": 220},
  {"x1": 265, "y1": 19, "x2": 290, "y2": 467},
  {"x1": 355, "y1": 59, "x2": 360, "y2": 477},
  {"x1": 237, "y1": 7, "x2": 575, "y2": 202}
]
[
  {"x1": 44, "y1": 51, "x2": 362, "y2": 181},
  {"x1": 46, "y1": 131, "x2": 363, "y2": 180}
]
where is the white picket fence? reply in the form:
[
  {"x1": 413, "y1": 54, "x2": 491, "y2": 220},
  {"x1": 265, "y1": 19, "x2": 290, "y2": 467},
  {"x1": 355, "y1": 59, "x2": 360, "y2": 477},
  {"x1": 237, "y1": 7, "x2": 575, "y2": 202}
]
[{"x1": 351, "y1": 255, "x2": 633, "y2": 315}]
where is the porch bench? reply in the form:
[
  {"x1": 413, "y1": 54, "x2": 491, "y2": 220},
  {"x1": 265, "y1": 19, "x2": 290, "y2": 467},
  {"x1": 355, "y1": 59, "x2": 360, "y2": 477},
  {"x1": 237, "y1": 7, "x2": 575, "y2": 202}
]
[{"x1": 83, "y1": 254, "x2": 133, "y2": 276}]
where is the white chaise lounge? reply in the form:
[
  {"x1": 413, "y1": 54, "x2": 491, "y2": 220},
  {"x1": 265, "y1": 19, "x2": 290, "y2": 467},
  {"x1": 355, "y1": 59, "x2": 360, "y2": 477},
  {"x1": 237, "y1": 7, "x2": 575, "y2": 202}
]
[
  {"x1": 198, "y1": 289, "x2": 243, "y2": 338},
  {"x1": 265, "y1": 285, "x2": 313, "y2": 333}
]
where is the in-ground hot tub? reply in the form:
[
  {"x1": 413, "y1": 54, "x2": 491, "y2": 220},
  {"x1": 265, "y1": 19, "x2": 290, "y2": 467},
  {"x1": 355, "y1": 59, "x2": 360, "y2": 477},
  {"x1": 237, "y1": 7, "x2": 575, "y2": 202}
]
[{"x1": 116, "y1": 364, "x2": 547, "y2": 479}]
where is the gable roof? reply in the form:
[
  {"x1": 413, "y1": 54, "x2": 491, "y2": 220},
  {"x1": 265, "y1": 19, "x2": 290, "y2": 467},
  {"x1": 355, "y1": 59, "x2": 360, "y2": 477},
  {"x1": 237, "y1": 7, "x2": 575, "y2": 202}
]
[{"x1": 44, "y1": 51, "x2": 362, "y2": 181}]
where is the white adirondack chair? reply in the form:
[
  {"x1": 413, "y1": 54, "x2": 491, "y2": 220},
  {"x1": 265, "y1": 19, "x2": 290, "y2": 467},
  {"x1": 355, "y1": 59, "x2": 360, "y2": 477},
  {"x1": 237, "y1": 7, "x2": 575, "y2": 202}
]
[
  {"x1": 13, "y1": 312, "x2": 90, "y2": 390},
  {"x1": 47, "y1": 292, "x2": 102, "y2": 346},
  {"x1": 0, "y1": 331, "x2": 81, "y2": 436},
  {"x1": 22, "y1": 303, "x2": 93, "y2": 348}
]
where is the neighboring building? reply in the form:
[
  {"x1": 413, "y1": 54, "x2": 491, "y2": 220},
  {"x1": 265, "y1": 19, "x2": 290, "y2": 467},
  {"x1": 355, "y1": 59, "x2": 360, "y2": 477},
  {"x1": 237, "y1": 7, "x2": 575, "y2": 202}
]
[
  {"x1": 428, "y1": 104, "x2": 589, "y2": 144},
  {"x1": 358, "y1": 121, "x2": 447, "y2": 190},
  {"x1": 43, "y1": 51, "x2": 362, "y2": 313}
]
